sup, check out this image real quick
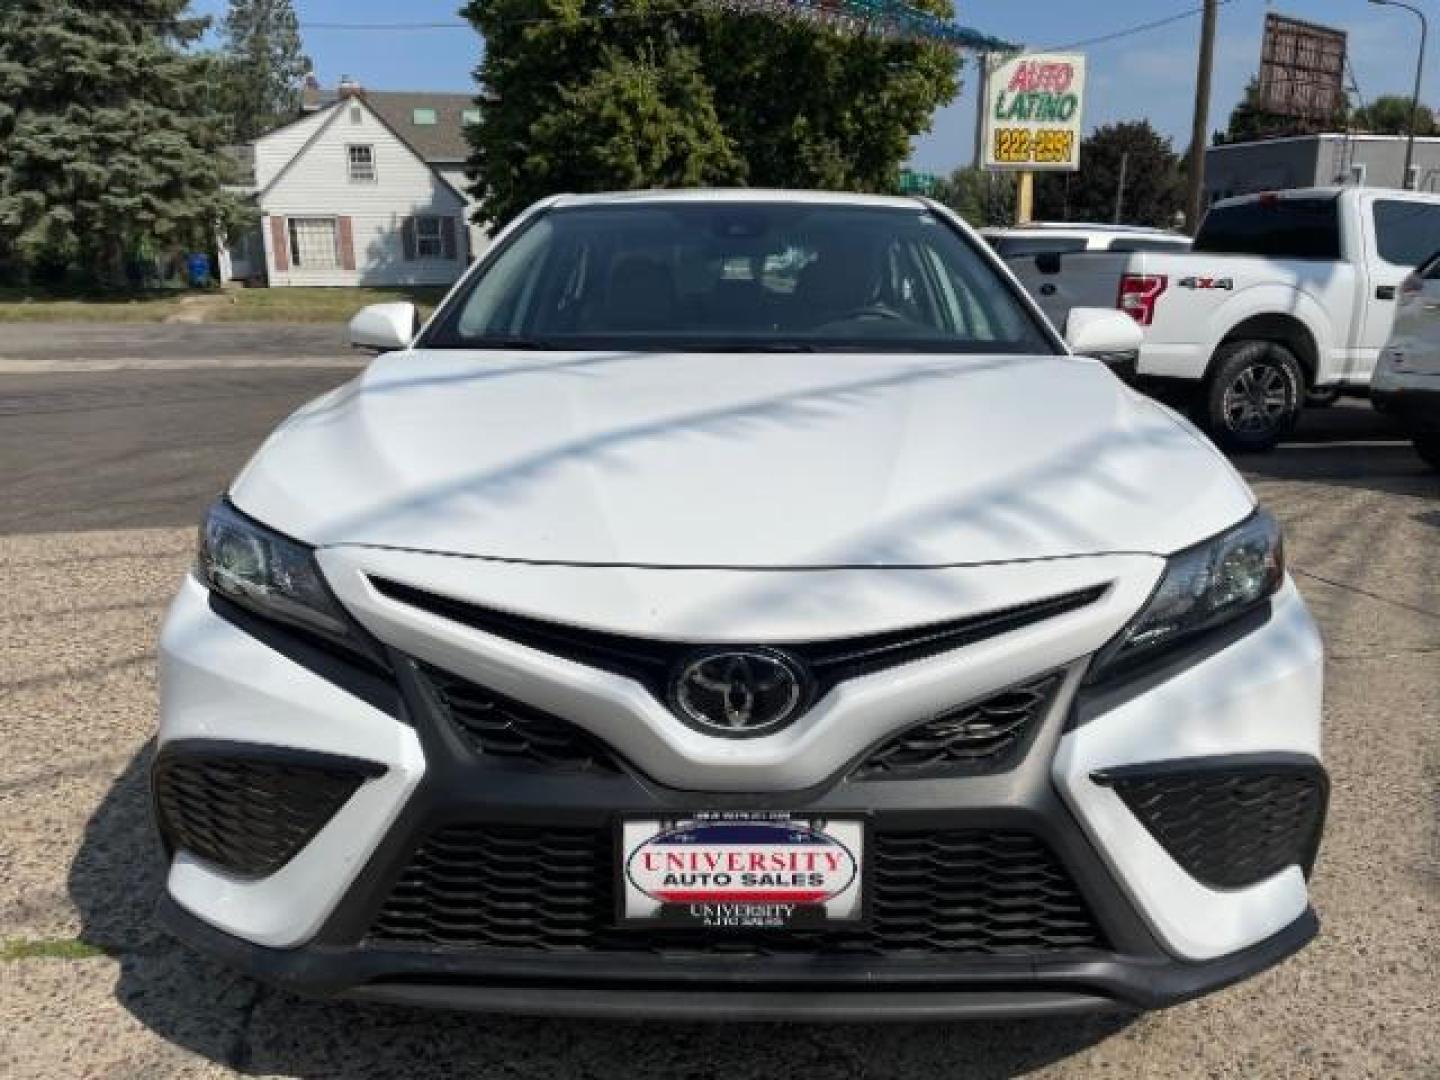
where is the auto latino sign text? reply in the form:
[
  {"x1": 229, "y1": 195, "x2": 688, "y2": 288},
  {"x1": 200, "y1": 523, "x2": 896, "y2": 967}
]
[{"x1": 982, "y1": 52, "x2": 1087, "y2": 171}]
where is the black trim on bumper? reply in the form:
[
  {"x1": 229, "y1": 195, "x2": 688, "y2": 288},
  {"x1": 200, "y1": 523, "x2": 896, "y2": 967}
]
[
  {"x1": 1372, "y1": 385, "x2": 1440, "y2": 433},
  {"x1": 154, "y1": 891, "x2": 1319, "y2": 1018}
]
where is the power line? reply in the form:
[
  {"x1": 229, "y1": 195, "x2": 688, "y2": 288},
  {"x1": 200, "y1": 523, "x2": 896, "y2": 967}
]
[{"x1": 1042, "y1": 0, "x2": 1237, "y2": 53}]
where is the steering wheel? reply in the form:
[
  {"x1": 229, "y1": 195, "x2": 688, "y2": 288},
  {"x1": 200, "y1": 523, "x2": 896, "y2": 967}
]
[{"x1": 835, "y1": 303, "x2": 905, "y2": 322}]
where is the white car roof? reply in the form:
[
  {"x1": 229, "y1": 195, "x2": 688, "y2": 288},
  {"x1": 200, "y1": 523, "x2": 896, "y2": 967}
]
[{"x1": 550, "y1": 188, "x2": 930, "y2": 210}]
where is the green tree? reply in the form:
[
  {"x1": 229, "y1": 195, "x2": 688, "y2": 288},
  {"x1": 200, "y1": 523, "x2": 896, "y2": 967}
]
[
  {"x1": 1351, "y1": 94, "x2": 1436, "y2": 136},
  {"x1": 0, "y1": 1, "x2": 244, "y2": 285},
  {"x1": 217, "y1": 0, "x2": 312, "y2": 144},
  {"x1": 1034, "y1": 121, "x2": 1183, "y2": 228},
  {"x1": 931, "y1": 166, "x2": 1015, "y2": 227},
  {"x1": 461, "y1": 0, "x2": 960, "y2": 227}
]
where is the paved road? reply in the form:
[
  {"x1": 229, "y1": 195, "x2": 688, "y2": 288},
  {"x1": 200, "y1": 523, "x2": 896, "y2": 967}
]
[{"x1": 1, "y1": 329, "x2": 1437, "y2": 1078}]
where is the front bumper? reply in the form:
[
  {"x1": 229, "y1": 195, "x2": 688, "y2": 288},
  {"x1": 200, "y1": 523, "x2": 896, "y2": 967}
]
[
  {"x1": 154, "y1": 560, "x2": 1326, "y2": 1018},
  {"x1": 1371, "y1": 382, "x2": 1440, "y2": 434}
]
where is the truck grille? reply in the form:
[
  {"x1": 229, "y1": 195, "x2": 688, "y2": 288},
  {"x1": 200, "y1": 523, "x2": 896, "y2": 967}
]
[{"x1": 369, "y1": 825, "x2": 1105, "y2": 956}]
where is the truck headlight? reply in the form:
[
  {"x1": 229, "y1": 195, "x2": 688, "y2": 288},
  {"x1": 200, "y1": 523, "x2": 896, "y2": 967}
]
[
  {"x1": 1090, "y1": 510, "x2": 1284, "y2": 680},
  {"x1": 197, "y1": 500, "x2": 351, "y2": 640}
]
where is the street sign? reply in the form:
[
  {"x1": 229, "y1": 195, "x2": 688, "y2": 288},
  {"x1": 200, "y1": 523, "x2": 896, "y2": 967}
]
[
  {"x1": 980, "y1": 52, "x2": 1086, "y2": 172},
  {"x1": 898, "y1": 169, "x2": 941, "y2": 195}
]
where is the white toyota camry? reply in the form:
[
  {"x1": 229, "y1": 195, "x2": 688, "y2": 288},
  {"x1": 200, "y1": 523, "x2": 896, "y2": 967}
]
[{"x1": 154, "y1": 190, "x2": 1327, "y2": 1019}]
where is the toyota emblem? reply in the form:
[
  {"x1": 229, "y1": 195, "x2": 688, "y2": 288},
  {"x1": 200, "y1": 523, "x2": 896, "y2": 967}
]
[{"x1": 671, "y1": 649, "x2": 807, "y2": 737}]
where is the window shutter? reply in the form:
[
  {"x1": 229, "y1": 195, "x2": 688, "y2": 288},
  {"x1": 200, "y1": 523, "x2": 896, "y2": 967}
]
[
  {"x1": 441, "y1": 216, "x2": 457, "y2": 260},
  {"x1": 402, "y1": 217, "x2": 417, "y2": 261},
  {"x1": 338, "y1": 216, "x2": 357, "y2": 271},
  {"x1": 269, "y1": 216, "x2": 289, "y2": 273}
]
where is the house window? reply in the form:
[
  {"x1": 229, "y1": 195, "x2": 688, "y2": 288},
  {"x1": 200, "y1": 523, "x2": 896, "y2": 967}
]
[
  {"x1": 404, "y1": 215, "x2": 457, "y2": 261},
  {"x1": 413, "y1": 108, "x2": 438, "y2": 126},
  {"x1": 288, "y1": 218, "x2": 340, "y2": 269},
  {"x1": 349, "y1": 105, "x2": 363, "y2": 124},
  {"x1": 415, "y1": 216, "x2": 444, "y2": 258},
  {"x1": 347, "y1": 144, "x2": 376, "y2": 183},
  {"x1": 462, "y1": 108, "x2": 481, "y2": 125}
]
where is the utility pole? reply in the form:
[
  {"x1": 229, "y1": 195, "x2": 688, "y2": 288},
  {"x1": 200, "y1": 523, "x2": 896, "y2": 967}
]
[
  {"x1": 1370, "y1": 0, "x2": 1428, "y2": 190},
  {"x1": 1185, "y1": 0, "x2": 1219, "y2": 234},
  {"x1": 1113, "y1": 152, "x2": 1130, "y2": 224},
  {"x1": 973, "y1": 54, "x2": 990, "y2": 168}
]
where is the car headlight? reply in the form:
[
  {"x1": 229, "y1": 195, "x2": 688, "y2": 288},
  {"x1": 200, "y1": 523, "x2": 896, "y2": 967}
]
[
  {"x1": 197, "y1": 500, "x2": 351, "y2": 640},
  {"x1": 1090, "y1": 510, "x2": 1285, "y2": 680}
]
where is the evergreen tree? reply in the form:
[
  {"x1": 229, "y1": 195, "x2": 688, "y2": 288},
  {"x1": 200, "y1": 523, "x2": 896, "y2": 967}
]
[
  {"x1": 0, "y1": 1, "x2": 244, "y2": 285},
  {"x1": 218, "y1": 0, "x2": 311, "y2": 144},
  {"x1": 461, "y1": 0, "x2": 959, "y2": 227}
]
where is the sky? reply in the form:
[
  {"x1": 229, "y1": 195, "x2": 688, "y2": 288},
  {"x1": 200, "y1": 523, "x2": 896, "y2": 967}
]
[{"x1": 189, "y1": 0, "x2": 1440, "y2": 172}]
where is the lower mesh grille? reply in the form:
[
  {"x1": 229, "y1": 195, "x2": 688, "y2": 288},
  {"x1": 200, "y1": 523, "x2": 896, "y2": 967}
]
[
  {"x1": 152, "y1": 746, "x2": 382, "y2": 878},
  {"x1": 852, "y1": 673, "x2": 1063, "y2": 779},
  {"x1": 369, "y1": 825, "x2": 1106, "y2": 956},
  {"x1": 419, "y1": 664, "x2": 622, "y2": 773},
  {"x1": 1097, "y1": 760, "x2": 1327, "y2": 889}
]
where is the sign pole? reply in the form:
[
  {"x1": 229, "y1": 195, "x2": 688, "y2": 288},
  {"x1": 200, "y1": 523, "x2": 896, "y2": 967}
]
[{"x1": 1016, "y1": 171, "x2": 1034, "y2": 225}]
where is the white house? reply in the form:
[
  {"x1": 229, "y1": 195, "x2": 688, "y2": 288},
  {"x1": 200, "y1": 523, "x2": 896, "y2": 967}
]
[{"x1": 234, "y1": 82, "x2": 488, "y2": 288}]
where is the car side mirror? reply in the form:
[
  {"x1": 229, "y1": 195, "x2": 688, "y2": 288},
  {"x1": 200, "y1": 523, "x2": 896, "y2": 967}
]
[
  {"x1": 1065, "y1": 307, "x2": 1143, "y2": 380},
  {"x1": 349, "y1": 302, "x2": 418, "y2": 353}
]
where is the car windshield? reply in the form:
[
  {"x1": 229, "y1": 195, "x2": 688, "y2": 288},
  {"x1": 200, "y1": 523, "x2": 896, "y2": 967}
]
[{"x1": 425, "y1": 202, "x2": 1057, "y2": 354}]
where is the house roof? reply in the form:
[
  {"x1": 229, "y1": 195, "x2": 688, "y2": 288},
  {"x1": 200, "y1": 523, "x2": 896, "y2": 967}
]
[
  {"x1": 355, "y1": 92, "x2": 476, "y2": 163},
  {"x1": 296, "y1": 91, "x2": 475, "y2": 164}
]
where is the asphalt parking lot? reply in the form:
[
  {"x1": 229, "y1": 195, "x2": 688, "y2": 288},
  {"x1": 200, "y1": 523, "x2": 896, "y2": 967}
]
[{"x1": 1, "y1": 323, "x2": 1436, "y2": 1078}]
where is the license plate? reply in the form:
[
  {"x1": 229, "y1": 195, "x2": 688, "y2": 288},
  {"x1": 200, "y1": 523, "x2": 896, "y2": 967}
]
[{"x1": 618, "y1": 814, "x2": 865, "y2": 930}]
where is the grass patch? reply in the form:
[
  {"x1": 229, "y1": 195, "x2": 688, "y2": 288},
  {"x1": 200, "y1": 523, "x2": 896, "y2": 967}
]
[
  {"x1": 0, "y1": 288, "x2": 188, "y2": 323},
  {"x1": 209, "y1": 286, "x2": 448, "y2": 324},
  {"x1": 1, "y1": 938, "x2": 108, "y2": 961},
  {"x1": 0, "y1": 285, "x2": 449, "y2": 325}
]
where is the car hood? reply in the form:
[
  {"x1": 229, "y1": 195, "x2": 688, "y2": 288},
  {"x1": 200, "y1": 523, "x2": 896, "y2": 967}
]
[{"x1": 231, "y1": 349, "x2": 1253, "y2": 568}]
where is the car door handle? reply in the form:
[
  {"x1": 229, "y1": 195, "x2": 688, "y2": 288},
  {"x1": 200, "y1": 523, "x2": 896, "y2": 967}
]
[
  {"x1": 1039, "y1": 284, "x2": 1057, "y2": 296},
  {"x1": 1376, "y1": 285, "x2": 1397, "y2": 301}
]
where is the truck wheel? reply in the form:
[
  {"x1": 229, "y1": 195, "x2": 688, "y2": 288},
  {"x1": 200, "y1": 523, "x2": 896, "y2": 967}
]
[
  {"x1": 1204, "y1": 341, "x2": 1304, "y2": 453},
  {"x1": 1414, "y1": 435, "x2": 1440, "y2": 472}
]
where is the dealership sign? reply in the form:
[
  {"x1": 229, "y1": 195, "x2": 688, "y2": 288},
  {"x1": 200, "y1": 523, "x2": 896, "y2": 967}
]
[
  {"x1": 981, "y1": 52, "x2": 1087, "y2": 172},
  {"x1": 621, "y1": 815, "x2": 865, "y2": 930}
]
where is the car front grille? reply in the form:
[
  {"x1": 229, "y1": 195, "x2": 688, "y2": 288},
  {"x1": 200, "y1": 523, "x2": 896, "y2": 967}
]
[
  {"x1": 152, "y1": 745, "x2": 383, "y2": 878},
  {"x1": 851, "y1": 672, "x2": 1063, "y2": 780},
  {"x1": 368, "y1": 824, "x2": 1106, "y2": 957},
  {"x1": 419, "y1": 663, "x2": 622, "y2": 773},
  {"x1": 1096, "y1": 759, "x2": 1328, "y2": 888},
  {"x1": 372, "y1": 576, "x2": 1106, "y2": 703}
]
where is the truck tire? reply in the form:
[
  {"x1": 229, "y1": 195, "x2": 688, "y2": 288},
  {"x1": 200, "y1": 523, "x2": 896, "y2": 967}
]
[
  {"x1": 1203, "y1": 340, "x2": 1304, "y2": 453},
  {"x1": 1414, "y1": 435, "x2": 1440, "y2": 472}
]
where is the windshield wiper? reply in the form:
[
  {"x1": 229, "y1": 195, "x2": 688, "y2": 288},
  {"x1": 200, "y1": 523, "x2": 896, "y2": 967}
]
[
  {"x1": 696, "y1": 342, "x2": 818, "y2": 353},
  {"x1": 464, "y1": 336, "x2": 559, "y2": 350}
]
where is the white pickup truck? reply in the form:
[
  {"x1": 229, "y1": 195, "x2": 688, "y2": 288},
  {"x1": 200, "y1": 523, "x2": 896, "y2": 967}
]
[{"x1": 1004, "y1": 186, "x2": 1440, "y2": 450}]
